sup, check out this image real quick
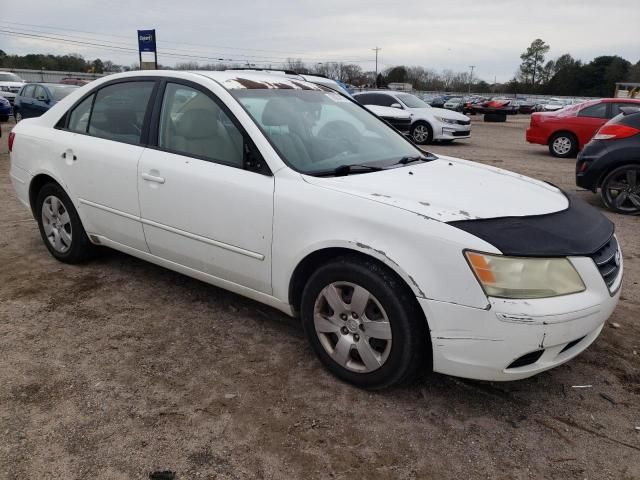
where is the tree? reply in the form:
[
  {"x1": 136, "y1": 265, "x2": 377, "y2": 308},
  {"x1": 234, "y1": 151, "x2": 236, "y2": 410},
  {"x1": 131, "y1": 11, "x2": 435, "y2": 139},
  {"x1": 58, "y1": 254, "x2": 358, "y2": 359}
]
[
  {"x1": 628, "y1": 61, "x2": 640, "y2": 82},
  {"x1": 384, "y1": 66, "x2": 408, "y2": 84},
  {"x1": 519, "y1": 39, "x2": 550, "y2": 88}
]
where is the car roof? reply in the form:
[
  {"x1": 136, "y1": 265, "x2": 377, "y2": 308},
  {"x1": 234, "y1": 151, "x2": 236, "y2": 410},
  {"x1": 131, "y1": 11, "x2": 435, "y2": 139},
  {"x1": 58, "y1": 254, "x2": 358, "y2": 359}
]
[{"x1": 73, "y1": 70, "x2": 327, "y2": 93}]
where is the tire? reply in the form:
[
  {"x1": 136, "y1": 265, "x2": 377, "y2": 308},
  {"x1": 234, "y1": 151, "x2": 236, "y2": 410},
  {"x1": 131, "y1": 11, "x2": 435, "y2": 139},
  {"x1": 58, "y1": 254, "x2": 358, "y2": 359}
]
[
  {"x1": 600, "y1": 165, "x2": 640, "y2": 214},
  {"x1": 35, "y1": 182, "x2": 94, "y2": 263},
  {"x1": 300, "y1": 256, "x2": 428, "y2": 390},
  {"x1": 15, "y1": 110, "x2": 23, "y2": 123},
  {"x1": 410, "y1": 122, "x2": 433, "y2": 145},
  {"x1": 484, "y1": 113, "x2": 506, "y2": 122},
  {"x1": 548, "y1": 132, "x2": 578, "y2": 158}
]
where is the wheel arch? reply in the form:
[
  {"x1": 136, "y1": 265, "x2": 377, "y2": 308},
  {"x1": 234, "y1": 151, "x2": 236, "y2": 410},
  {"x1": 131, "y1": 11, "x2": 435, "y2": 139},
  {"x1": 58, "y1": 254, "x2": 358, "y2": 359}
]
[
  {"x1": 288, "y1": 245, "x2": 428, "y2": 322},
  {"x1": 28, "y1": 172, "x2": 68, "y2": 217},
  {"x1": 597, "y1": 161, "x2": 640, "y2": 189}
]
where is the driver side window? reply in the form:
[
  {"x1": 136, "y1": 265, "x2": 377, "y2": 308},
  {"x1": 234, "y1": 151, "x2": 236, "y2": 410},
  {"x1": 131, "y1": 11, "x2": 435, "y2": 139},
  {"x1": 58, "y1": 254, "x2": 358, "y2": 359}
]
[{"x1": 158, "y1": 83, "x2": 244, "y2": 167}]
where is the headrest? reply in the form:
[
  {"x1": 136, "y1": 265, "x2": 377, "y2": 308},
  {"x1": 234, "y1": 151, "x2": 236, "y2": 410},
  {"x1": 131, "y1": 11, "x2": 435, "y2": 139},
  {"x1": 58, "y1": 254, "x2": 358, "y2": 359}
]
[
  {"x1": 175, "y1": 108, "x2": 220, "y2": 139},
  {"x1": 262, "y1": 97, "x2": 296, "y2": 127}
]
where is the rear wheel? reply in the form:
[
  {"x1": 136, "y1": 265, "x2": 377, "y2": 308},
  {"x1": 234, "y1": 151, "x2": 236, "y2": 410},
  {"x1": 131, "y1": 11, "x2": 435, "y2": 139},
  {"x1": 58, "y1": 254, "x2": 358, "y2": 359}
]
[
  {"x1": 35, "y1": 183, "x2": 94, "y2": 263},
  {"x1": 301, "y1": 256, "x2": 428, "y2": 389},
  {"x1": 410, "y1": 122, "x2": 433, "y2": 144},
  {"x1": 549, "y1": 132, "x2": 578, "y2": 158},
  {"x1": 600, "y1": 165, "x2": 640, "y2": 214}
]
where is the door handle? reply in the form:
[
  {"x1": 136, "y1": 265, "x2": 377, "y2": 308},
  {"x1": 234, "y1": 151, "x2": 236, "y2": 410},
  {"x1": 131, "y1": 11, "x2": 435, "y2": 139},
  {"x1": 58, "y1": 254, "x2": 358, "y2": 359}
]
[{"x1": 141, "y1": 172, "x2": 166, "y2": 184}]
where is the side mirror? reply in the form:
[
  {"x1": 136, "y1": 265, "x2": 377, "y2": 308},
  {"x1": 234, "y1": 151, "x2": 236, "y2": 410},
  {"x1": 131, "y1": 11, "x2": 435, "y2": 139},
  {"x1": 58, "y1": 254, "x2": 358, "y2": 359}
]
[
  {"x1": 390, "y1": 103, "x2": 403, "y2": 109},
  {"x1": 243, "y1": 140, "x2": 269, "y2": 175}
]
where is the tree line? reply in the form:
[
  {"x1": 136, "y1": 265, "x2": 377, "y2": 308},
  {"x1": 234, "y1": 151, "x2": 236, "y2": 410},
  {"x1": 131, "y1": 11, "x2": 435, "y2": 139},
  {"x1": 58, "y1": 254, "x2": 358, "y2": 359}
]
[
  {"x1": 1, "y1": 41, "x2": 638, "y2": 97},
  {"x1": 513, "y1": 38, "x2": 640, "y2": 97}
]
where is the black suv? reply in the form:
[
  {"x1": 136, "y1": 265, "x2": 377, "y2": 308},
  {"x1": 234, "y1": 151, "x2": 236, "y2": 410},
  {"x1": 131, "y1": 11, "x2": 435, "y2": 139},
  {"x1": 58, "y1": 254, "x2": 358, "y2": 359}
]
[{"x1": 576, "y1": 107, "x2": 640, "y2": 214}]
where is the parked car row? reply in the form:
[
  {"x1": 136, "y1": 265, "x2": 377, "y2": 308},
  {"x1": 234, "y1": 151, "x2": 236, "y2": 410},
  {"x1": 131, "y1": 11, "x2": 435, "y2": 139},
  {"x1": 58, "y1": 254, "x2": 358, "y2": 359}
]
[{"x1": 0, "y1": 73, "x2": 90, "y2": 120}]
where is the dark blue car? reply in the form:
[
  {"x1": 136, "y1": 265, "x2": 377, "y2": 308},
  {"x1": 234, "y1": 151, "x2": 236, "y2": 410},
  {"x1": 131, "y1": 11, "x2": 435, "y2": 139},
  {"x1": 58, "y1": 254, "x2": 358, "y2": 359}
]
[
  {"x1": 0, "y1": 95, "x2": 10, "y2": 122},
  {"x1": 14, "y1": 83, "x2": 78, "y2": 122}
]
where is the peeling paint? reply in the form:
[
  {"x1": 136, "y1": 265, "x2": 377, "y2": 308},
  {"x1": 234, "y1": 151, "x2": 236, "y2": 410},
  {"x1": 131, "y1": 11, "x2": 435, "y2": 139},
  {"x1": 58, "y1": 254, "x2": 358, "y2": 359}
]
[
  {"x1": 539, "y1": 332, "x2": 546, "y2": 349},
  {"x1": 419, "y1": 201, "x2": 431, "y2": 206},
  {"x1": 352, "y1": 242, "x2": 426, "y2": 298},
  {"x1": 370, "y1": 193, "x2": 392, "y2": 198},
  {"x1": 459, "y1": 210, "x2": 471, "y2": 218}
]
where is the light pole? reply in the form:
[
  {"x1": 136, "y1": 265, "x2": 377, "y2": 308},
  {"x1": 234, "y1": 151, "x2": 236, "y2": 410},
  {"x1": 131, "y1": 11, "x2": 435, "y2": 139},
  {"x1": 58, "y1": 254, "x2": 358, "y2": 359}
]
[
  {"x1": 468, "y1": 65, "x2": 476, "y2": 93},
  {"x1": 373, "y1": 47, "x2": 381, "y2": 87}
]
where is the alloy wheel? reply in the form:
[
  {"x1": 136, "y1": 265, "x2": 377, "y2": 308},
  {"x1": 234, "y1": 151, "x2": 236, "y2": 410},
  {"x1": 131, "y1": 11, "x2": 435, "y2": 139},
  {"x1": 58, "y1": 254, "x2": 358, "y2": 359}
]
[
  {"x1": 313, "y1": 282, "x2": 392, "y2": 373},
  {"x1": 412, "y1": 124, "x2": 430, "y2": 143},
  {"x1": 552, "y1": 136, "x2": 572, "y2": 156},
  {"x1": 603, "y1": 167, "x2": 640, "y2": 213},
  {"x1": 41, "y1": 195, "x2": 73, "y2": 253}
]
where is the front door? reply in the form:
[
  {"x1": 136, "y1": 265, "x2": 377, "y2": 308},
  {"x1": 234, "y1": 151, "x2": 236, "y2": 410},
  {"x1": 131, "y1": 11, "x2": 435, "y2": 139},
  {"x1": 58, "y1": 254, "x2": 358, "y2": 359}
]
[{"x1": 137, "y1": 81, "x2": 274, "y2": 293}]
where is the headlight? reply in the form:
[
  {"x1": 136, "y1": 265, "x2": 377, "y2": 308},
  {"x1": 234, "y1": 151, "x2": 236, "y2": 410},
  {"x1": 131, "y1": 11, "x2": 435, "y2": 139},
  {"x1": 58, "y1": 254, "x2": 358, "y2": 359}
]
[
  {"x1": 465, "y1": 251, "x2": 585, "y2": 299},
  {"x1": 434, "y1": 116, "x2": 457, "y2": 124},
  {"x1": 0, "y1": 86, "x2": 9, "y2": 92}
]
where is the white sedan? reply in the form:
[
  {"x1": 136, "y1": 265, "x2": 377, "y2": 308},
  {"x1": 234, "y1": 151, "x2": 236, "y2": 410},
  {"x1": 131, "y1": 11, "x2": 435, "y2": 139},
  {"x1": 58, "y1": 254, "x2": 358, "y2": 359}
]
[
  {"x1": 9, "y1": 71, "x2": 621, "y2": 389},
  {"x1": 353, "y1": 91, "x2": 471, "y2": 144}
]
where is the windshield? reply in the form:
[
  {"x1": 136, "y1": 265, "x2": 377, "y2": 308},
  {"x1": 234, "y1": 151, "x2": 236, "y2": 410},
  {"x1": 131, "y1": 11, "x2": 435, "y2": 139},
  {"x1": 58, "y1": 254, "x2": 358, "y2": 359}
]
[
  {"x1": 0, "y1": 73, "x2": 23, "y2": 82},
  {"x1": 396, "y1": 93, "x2": 428, "y2": 108},
  {"x1": 48, "y1": 85, "x2": 78, "y2": 101},
  {"x1": 232, "y1": 89, "x2": 423, "y2": 175}
]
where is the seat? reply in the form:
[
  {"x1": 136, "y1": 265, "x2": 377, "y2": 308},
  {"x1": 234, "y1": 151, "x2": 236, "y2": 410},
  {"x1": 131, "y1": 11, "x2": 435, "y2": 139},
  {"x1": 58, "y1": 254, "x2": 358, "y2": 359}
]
[
  {"x1": 172, "y1": 108, "x2": 242, "y2": 166},
  {"x1": 261, "y1": 97, "x2": 313, "y2": 166}
]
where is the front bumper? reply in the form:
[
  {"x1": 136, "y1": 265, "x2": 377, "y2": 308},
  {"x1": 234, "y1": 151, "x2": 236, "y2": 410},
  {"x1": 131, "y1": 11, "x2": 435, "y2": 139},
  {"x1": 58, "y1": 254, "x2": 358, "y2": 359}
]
[
  {"x1": 419, "y1": 254, "x2": 622, "y2": 381},
  {"x1": 437, "y1": 124, "x2": 471, "y2": 140}
]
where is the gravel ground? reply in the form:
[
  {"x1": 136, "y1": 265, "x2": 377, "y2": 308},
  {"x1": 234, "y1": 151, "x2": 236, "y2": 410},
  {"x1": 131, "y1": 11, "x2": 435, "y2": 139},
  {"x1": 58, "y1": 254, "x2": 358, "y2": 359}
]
[{"x1": 0, "y1": 116, "x2": 638, "y2": 480}]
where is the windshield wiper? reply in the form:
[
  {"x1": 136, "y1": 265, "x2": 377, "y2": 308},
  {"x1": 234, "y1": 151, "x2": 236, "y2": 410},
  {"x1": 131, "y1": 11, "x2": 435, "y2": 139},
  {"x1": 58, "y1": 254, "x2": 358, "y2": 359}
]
[
  {"x1": 315, "y1": 164, "x2": 385, "y2": 177},
  {"x1": 393, "y1": 154, "x2": 436, "y2": 165}
]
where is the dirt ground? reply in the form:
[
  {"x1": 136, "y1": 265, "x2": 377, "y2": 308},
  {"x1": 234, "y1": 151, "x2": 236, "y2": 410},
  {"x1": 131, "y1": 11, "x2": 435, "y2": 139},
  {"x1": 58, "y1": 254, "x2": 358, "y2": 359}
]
[{"x1": 0, "y1": 116, "x2": 638, "y2": 480}]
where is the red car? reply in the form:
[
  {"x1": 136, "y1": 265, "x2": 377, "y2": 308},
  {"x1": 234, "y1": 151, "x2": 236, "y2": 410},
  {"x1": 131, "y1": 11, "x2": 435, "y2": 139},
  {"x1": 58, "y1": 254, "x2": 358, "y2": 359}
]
[{"x1": 526, "y1": 98, "x2": 640, "y2": 157}]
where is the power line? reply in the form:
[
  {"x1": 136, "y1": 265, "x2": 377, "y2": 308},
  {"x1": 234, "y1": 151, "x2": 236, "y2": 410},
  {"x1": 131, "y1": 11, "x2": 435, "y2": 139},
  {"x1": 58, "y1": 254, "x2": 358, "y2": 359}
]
[{"x1": 0, "y1": 20, "x2": 372, "y2": 64}]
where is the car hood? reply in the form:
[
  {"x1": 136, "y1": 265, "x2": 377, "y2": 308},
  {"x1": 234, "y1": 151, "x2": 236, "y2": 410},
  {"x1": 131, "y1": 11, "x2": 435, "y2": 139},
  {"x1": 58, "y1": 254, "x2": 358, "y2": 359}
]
[
  {"x1": 0, "y1": 81, "x2": 24, "y2": 88},
  {"x1": 409, "y1": 107, "x2": 469, "y2": 121},
  {"x1": 365, "y1": 104, "x2": 411, "y2": 119},
  {"x1": 303, "y1": 156, "x2": 568, "y2": 222}
]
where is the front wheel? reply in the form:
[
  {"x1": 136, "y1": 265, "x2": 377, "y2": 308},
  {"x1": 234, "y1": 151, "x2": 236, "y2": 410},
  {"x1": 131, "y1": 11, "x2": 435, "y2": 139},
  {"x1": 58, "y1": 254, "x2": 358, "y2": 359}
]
[
  {"x1": 549, "y1": 132, "x2": 577, "y2": 158},
  {"x1": 15, "y1": 110, "x2": 23, "y2": 123},
  {"x1": 600, "y1": 165, "x2": 640, "y2": 214},
  {"x1": 410, "y1": 122, "x2": 433, "y2": 145},
  {"x1": 35, "y1": 183, "x2": 94, "y2": 263},
  {"x1": 301, "y1": 256, "x2": 428, "y2": 389}
]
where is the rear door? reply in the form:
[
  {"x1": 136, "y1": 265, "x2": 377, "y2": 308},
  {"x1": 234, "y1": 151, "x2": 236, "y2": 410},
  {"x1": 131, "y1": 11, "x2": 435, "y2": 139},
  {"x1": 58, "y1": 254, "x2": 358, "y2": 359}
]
[
  {"x1": 137, "y1": 80, "x2": 274, "y2": 293},
  {"x1": 52, "y1": 79, "x2": 157, "y2": 251},
  {"x1": 574, "y1": 102, "x2": 609, "y2": 147}
]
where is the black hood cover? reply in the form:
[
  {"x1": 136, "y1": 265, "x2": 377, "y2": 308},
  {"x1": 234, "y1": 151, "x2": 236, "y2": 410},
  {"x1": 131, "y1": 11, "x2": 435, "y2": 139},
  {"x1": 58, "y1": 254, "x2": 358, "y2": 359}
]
[{"x1": 449, "y1": 193, "x2": 614, "y2": 257}]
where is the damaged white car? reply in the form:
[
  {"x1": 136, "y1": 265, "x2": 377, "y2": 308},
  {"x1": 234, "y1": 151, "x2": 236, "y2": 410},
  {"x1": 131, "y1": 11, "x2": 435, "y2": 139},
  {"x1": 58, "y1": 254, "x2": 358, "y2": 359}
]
[{"x1": 9, "y1": 71, "x2": 622, "y2": 389}]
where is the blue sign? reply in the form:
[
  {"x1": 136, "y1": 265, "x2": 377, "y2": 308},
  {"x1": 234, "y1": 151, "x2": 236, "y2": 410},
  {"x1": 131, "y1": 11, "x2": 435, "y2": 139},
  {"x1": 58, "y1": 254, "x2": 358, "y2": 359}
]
[{"x1": 137, "y1": 30, "x2": 156, "y2": 53}]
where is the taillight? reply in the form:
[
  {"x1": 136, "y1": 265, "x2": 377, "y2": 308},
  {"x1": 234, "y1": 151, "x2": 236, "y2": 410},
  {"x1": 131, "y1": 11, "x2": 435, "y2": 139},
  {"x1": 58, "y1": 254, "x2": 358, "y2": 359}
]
[
  {"x1": 593, "y1": 124, "x2": 640, "y2": 141},
  {"x1": 8, "y1": 131, "x2": 15, "y2": 152}
]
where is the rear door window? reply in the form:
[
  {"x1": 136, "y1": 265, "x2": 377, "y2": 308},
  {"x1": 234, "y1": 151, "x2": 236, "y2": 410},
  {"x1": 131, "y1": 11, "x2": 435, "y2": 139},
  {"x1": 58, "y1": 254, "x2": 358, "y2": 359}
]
[
  {"x1": 577, "y1": 102, "x2": 608, "y2": 119},
  {"x1": 68, "y1": 94, "x2": 94, "y2": 133},
  {"x1": 88, "y1": 81, "x2": 154, "y2": 144}
]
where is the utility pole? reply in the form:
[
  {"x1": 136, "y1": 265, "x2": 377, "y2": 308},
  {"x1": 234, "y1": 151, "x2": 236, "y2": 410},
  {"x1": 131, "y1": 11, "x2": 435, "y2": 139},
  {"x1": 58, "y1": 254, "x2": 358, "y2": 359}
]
[
  {"x1": 468, "y1": 65, "x2": 476, "y2": 93},
  {"x1": 373, "y1": 47, "x2": 381, "y2": 87}
]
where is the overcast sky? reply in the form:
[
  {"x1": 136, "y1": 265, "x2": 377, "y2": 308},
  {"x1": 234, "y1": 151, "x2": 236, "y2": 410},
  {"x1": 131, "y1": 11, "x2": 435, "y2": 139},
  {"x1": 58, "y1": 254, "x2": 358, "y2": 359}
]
[{"x1": 1, "y1": 0, "x2": 639, "y2": 82}]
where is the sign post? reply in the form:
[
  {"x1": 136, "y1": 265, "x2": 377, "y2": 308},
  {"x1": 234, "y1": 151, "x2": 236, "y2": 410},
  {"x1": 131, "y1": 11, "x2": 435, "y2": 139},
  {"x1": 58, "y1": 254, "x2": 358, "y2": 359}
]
[{"x1": 137, "y1": 29, "x2": 157, "y2": 70}]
